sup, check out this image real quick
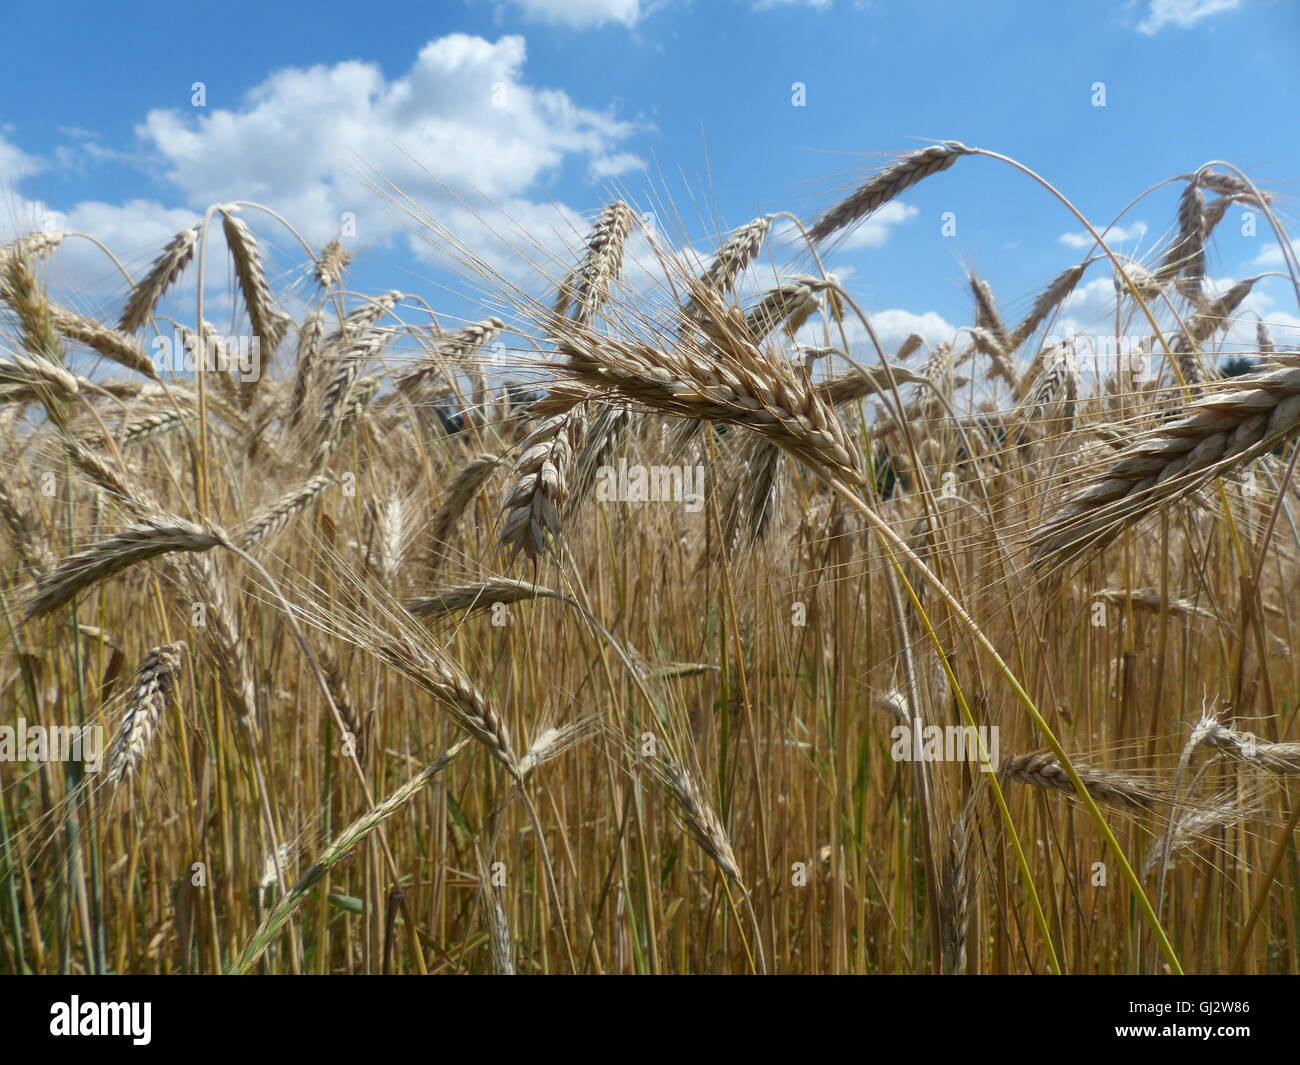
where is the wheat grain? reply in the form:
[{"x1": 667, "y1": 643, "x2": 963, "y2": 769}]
[
  {"x1": 557, "y1": 202, "x2": 635, "y2": 328},
  {"x1": 220, "y1": 207, "x2": 289, "y2": 358},
  {"x1": 314, "y1": 238, "x2": 352, "y2": 289},
  {"x1": 499, "y1": 404, "x2": 587, "y2": 560},
  {"x1": 683, "y1": 215, "x2": 772, "y2": 321},
  {"x1": 556, "y1": 327, "x2": 863, "y2": 487},
  {"x1": 430, "y1": 452, "x2": 500, "y2": 555}
]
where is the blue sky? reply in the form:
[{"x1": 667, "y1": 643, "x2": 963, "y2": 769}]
[{"x1": 2, "y1": 0, "x2": 1298, "y2": 358}]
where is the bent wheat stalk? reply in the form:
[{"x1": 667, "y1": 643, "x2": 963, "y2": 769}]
[
  {"x1": 558, "y1": 315, "x2": 1182, "y2": 972},
  {"x1": 1001, "y1": 751, "x2": 1161, "y2": 810},
  {"x1": 238, "y1": 474, "x2": 333, "y2": 549},
  {"x1": 499, "y1": 405, "x2": 587, "y2": 560},
  {"x1": 229, "y1": 738, "x2": 470, "y2": 974}
]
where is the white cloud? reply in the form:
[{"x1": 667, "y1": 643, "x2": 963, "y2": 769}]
[
  {"x1": 0, "y1": 33, "x2": 644, "y2": 317},
  {"x1": 1252, "y1": 238, "x2": 1300, "y2": 268},
  {"x1": 754, "y1": 0, "x2": 834, "y2": 10},
  {"x1": 865, "y1": 308, "x2": 956, "y2": 350},
  {"x1": 0, "y1": 131, "x2": 41, "y2": 183},
  {"x1": 1058, "y1": 221, "x2": 1148, "y2": 249},
  {"x1": 1136, "y1": 0, "x2": 1240, "y2": 35},
  {"x1": 503, "y1": 0, "x2": 642, "y2": 28},
  {"x1": 406, "y1": 195, "x2": 587, "y2": 286},
  {"x1": 590, "y1": 152, "x2": 646, "y2": 180},
  {"x1": 137, "y1": 34, "x2": 638, "y2": 250}
]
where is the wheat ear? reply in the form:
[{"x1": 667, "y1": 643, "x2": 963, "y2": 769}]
[
  {"x1": 105, "y1": 642, "x2": 187, "y2": 786},
  {"x1": 26, "y1": 515, "x2": 229, "y2": 620},
  {"x1": 808, "y1": 142, "x2": 972, "y2": 244},
  {"x1": 119, "y1": 226, "x2": 200, "y2": 333},
  {"x1": 1030, "y1": 365, "x2": 1300, "y2": 565},
  {"x1": 1000, "y1": 751, "x2": 1160, "y2": 810}
]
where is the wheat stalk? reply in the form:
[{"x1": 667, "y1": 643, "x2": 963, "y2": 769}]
[
  {"x1": 230, "y1": 738, "x2": 470, "y2": 974},
  {"x1": 499, "y1": 403, "x2": 587, "y2": 560},
  {"x1": 682, "y1": 215, "x2": 772, "y2": 320},
  {"x1": 314, "y1": 238, "x2": 352, "y2": 289},
  {"x1": 370, "y1": 630, "x2": 518, "y2": 777},
  {"x1": 653, "y1": 751, "x2": 742, "y2": 884},
  {"x1": 430, "y1": 451, "x2": 500, "y2": 556},
  {"x1": 1205, "y1": 724, "x2": 1300, "y2": 775},
  {"x1": 1007, "y1": 261, "x2": 1088, "y2": 351},
  {"x1": 3, "y1": 256, "x2": 63, "y2": 363},
  {"x1": 556, "y1": 202, "x2": 635, "y2": 328},
  {"x1": 556, "y1": 328, "x2": 863, "y2": 486},
  {"x1": 939, "y1": 795, "x2": 977, "y2": 975},
  {"x1": 392, "y1": 316, "x2": 502, "y2": 398},
  {"x1": 1092, "y1": 587, "x2": 1216, "y2": 621}
]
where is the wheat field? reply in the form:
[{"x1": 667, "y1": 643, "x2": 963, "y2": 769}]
[{"x1": 1, "y1": 144, "x2": 1299, "y2": 975}]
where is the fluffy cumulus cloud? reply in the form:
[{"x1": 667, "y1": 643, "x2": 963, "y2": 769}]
[
  {"x1": 589, "y1": 152, "x2": 646, "y2": 180},
  {"x1": 503, "y1": 0, "x2": 642, "y2": 28},
  {"x1": 137, "y1": 34, "x2": 639, "y2": 250},
  {"x1": 753, "y1": 0, "x2": 834, "y2": 10},
  {"x1": 0, "y1": 131, "x2": 40, "y2": 184},
  {"x1": 1252, "y1": 238, "x2": 1300, "y2": 268},
  {"x1": 1136, "y1": 0, "x2": 1241, "y2": 35},
  {"x1": 860, "y1": 307, "x2": 957, "y2": 351},
  {"x1": 0, "y1": 34, "x2": 647, "y2": 316},
  {"x1": 1058, "y1": 220, "x2": 1148, "y2": 250}
]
